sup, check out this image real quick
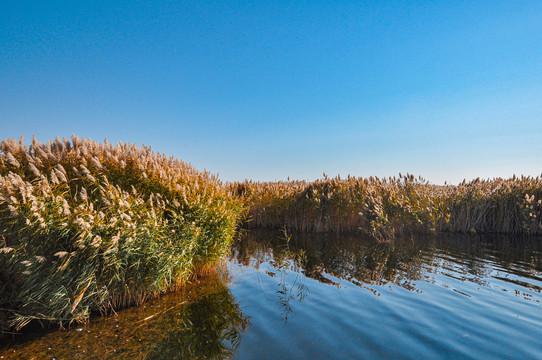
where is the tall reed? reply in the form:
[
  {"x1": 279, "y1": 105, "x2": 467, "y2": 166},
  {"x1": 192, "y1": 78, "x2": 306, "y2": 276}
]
[
  {"x1": 231, "y1": 174, "x2": 542, "y2": 239},
  {"x1": 0, "y1": 135, "x2": 243, "y2": 333}
]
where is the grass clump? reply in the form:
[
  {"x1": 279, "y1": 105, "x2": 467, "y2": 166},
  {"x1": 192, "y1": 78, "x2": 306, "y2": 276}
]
[
  {"x1": 231, "y1": 173, "x2": 542, "y2": 239},
  {"x1": 0, "y1": 135, "x2": 243, "y2": 333}
]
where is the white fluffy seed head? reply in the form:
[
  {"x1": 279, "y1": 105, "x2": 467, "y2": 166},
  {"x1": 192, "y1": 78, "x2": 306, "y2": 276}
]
[
  {"x1": 90, "y1": 236, "x2": 102, "y2": 248},
  {"x1": 5, "y1": 152, "x2": 20, "y2": 168},
  {"x1": 49, "y1": 170, "x2": 59, "y2": 185},
  {"x1": 8, "y1": 205, "x2": 18, "y2": 216},
  {"x1": 79, "y1": 187, "x2": 87, "y2": 201},
  {"x1": 54, "y1": 168, "x2": 67, "y2": 183},
  {"x1": 54, "y1": 251, "x2": 68, "y2": 258},
  {"x1": 27, "y1": 163, "x2": 41, "y2": 177}
]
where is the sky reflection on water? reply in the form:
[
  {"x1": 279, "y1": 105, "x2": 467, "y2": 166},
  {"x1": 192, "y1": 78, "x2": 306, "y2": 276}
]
[
  {"x1": 1, "y1": 230, "x2": 541, "y2": 359},
  {"x1": 228, "y1": 230, "x2": 542, "y2": 359}
]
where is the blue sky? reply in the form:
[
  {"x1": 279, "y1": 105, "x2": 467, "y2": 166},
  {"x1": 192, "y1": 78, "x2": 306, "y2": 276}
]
[{"x1": 1, "y1": 1, "x2": 541, "y2": 184}]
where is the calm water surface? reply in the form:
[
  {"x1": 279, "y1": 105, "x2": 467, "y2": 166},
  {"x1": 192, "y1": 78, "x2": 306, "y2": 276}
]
[{"x1": 1, "y1": 230, "x2": 541, "y2": 359}]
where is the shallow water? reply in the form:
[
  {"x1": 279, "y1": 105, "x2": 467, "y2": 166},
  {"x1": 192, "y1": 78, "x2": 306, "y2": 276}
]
[{"x1": 1, "y1": 230, "x2": 541, "y2": 359}]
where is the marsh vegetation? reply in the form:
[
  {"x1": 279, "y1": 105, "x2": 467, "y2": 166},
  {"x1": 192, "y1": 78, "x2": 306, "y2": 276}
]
[
  {"x1": 232, "y1": 174, "x2": 542, "y2": 238},
  {"x1": 1, "y1": 135, "x2": 541, "y2": 338},
  {"x1": 0, "y1": 136, "x2": 242, "y2": 333}
]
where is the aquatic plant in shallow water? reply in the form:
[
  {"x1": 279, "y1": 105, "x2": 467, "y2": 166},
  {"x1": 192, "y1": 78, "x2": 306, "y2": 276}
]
[
  {"x1": 0, "y1": 135, "x2": 243, "y2": 333},
  {"x1": 0, "y1": 270, "x2": 250, "y2": 359}
]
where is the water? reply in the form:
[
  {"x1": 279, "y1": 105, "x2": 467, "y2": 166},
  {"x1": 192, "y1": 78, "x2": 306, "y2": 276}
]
[{"x1": 1, "y1": 230, "x2": 541, "y2": 359}]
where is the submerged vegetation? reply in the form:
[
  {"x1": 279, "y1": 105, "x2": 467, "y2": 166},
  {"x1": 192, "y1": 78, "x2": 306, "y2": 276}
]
[
  {"x1": 232, "y1": 174, "x2": 542, "y2": 239},
  {"x1": 0, "y1": 135, "x2": 243, "y2": 333},
  {"x1": 0, "y1": 270, "x2": 249, "y2": 359}
]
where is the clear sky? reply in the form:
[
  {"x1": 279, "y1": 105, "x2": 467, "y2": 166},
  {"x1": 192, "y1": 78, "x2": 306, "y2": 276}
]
[{"x1": 1, "y1": 1, "x2": 541, "y2": 184}]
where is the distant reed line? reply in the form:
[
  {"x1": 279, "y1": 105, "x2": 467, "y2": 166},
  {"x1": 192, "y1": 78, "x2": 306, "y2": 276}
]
[{"x1": 230, "y1": 174, "x2": 542, "y2": 239}]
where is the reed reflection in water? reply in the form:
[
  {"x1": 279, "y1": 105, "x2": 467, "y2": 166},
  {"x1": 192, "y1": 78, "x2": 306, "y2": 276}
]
[
  {"x1": 0, "y1": 270, "x2": 249, "y2": 360},
  {"x1": 1, "y1": 230, "x2": 541, "y2": 360},
  {"x1": 231, "y1": 229, "x2": 542, "y2": 298},
  {"x1": 228, "y1": 229, "x2": 542, "y2": 359}
]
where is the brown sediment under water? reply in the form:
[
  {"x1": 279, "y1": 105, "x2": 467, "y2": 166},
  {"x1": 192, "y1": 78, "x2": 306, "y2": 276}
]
[{"x1": 2, "y1": 230, "x2": 542, "y2": 359}]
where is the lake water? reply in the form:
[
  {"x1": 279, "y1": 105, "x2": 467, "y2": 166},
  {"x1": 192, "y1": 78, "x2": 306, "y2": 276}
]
[{"x1": 1, "y1": 229, "x2": 541, "y2": 359}]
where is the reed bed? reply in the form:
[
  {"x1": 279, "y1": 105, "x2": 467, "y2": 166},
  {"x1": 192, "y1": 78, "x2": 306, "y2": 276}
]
[
  {"x1": 231, "y1": 174, "x2": 542, "y2": 239},
  {"x1": 2, "y1": 134, "x2": 540, "y2": 334},
  {"x1": 0, "y1": 135, "x2": 243, "y2": 333}
]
